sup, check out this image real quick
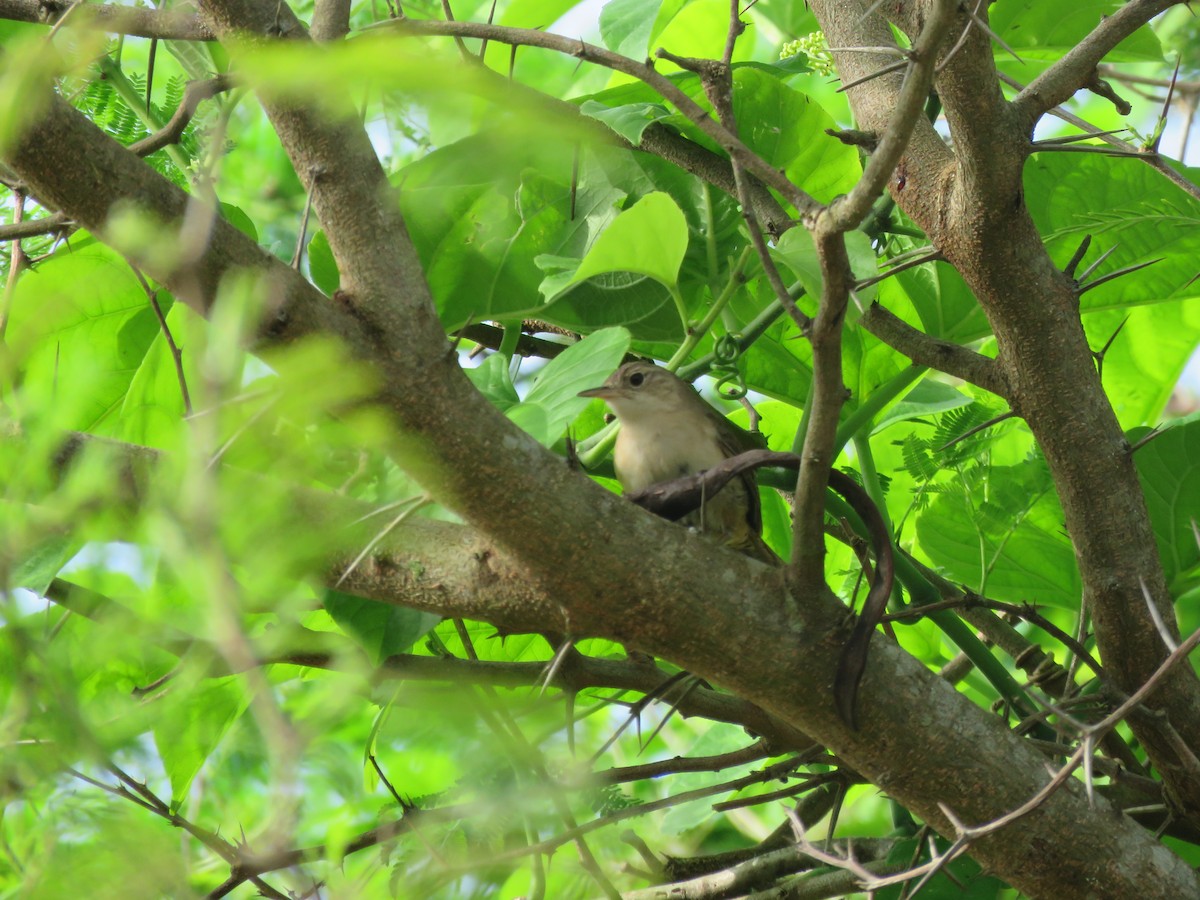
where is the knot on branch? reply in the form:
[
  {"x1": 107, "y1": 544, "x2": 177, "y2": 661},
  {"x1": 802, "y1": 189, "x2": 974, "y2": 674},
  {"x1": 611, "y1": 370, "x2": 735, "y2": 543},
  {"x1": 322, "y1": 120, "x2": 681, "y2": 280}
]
[
  {"x1": 1086, "y1": 71, "x2": 1132, "y2": 116},
  {"x1": 825, "y1": 128, "x2": 878, "y2": 150}
]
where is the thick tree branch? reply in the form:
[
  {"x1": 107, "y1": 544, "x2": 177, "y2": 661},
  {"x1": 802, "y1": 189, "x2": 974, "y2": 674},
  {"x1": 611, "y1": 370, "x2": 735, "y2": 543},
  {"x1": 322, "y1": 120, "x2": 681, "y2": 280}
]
[
  {"x1": 859, "y1": 302, "x2": 1005, "y2": 395},
  {"x1": 9, "y1": 9, "x2": 1200, "y2": 896},
  {"x1": 826, "y1": 0, "x2": 957, "y2": 231},
  {"x1": 1012, "y1": 0, "x2": 1184, "y2": 127},
  {"x1": 0, "y1": 0, "x2": 214, "y2": 39}
]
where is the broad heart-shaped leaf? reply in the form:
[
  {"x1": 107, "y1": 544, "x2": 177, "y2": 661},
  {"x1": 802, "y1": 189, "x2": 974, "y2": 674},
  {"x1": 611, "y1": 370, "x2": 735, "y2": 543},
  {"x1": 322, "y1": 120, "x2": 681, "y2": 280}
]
[
  {"x1": 397, "y1": 130, "x2": 695, "y2": 337},
  {"x1": 6, "y1": 241, "x2": 161, "y2": 435},
  {"x1": 599, "y1": 0, "x2": 685, "y2": 58},
  {"x1": 536, "y1": 194, "x2": 690, "y2": 340},
  {"x1": 573, "y1": 192, "x2": 689, "y2": 286},
  {"x1": 579, "y1": 99, "x2": 673, "y2": 145},
  {"x1": 324, "y1": 589, "x2": 441, "y2": 666},
  {"x1": 1132, "y1": 414, "x2": 1200, "y2": 593},
  {"x1": 395, "y1": 130, "x2": 595, "y2": 329},
  {"x1": 915, "y1": 464, "x2": 1081, "y2": 607},
  {"x1": 154, "y1": 675, "x2": 250, "y2": 805},
  {"x1": 524, "y1": 326, "x2": 631, "y2": 438},
  {"x1": 989, "y1": 0, "x2": 1163, "y2": 62},
  {"x1": 1025, "y1": 153, "x2": 1200, "y2": 426},
  {"x1": 731, "y1": 68, "x2": 860, "y2": 204}
]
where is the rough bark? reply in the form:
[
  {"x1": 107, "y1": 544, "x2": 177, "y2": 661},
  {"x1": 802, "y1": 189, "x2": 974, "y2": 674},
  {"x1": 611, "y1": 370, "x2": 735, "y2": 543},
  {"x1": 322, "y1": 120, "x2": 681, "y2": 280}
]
[
  {"x1": 3, "y1": 0, "x2": 1199, "y2": 894},
  {"x1": 810, "y1": 0, "x2": 1200, "y2": 816}
]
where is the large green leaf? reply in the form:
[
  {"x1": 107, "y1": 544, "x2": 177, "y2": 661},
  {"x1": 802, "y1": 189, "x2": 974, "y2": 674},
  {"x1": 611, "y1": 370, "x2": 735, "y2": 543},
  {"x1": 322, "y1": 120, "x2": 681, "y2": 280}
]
[
  {"x1": 118, "y1": 300, "x2": 203, "y2": 449},
  {"x1": 579, "y1": 99, "x2": 674, "y2": 145},
  {"x1": 873, "y1": 380, "x2": 973, "y2": 435},
  {"x1": 1026, "y1": 154, "x2": 1200, "y2": 425},
  {"x1": 915, "y1": 463, "x2": 1081, "y2": 607},
  {"x1": 153, "y1": 676, "x2": 250, "y2": 804},
  {"x1": 506, "y1": 327, "x2": 632, "y2": 445},
  {"x1": 731, "y1": 68, "x2": 860, "y2": 203},
  {"x1": 7, "y1": 242, "x2": 161, "y2": 435},
  {"x1": 523, "y1": 326, "x2": 632, "y2": 433},
  {"x1": 990, "y1": 0, "x2": 1163, "y2": 63},
  {"x1": 537, "y1": 193, "x2": 691, "y2": 339},
  {"x1": 324, "y1": 589, "x2": 442, "y2": 666},
  {"x1": 880, "y1": 259, "x2": 992, "y2": 344},
  {"x1": 465, "y1": 353, "x2": 521, "y2": 412},
  {"x1": 10, "y1": 536, "x2": 81, "y2": 596},
  {"x1": 572, "y1": 192, "x2": 688, "y2": 286},
  {"x1": 1133, "y1": 415, "x2": 1200, "y2": 593},
  {"x1": 599, "y1": 0, "x2": 685, "y2": 58}
]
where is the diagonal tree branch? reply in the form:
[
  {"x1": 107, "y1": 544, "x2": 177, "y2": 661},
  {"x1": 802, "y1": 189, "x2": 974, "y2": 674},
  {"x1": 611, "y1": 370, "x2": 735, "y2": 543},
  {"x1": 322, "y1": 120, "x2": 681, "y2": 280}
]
[
  {"x1": 8, "y1": 5, "x2": 1200, "y2": 895},
  {"x1": 1012, "y1": 0, "x2": 1185, "y2": 126}
]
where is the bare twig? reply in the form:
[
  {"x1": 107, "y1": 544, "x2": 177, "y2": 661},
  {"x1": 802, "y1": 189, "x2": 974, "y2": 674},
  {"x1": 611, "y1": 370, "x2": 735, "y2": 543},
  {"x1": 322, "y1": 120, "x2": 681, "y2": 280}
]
[{"x1": 129, "y1": 264, "x2": 192, "y2": 414}]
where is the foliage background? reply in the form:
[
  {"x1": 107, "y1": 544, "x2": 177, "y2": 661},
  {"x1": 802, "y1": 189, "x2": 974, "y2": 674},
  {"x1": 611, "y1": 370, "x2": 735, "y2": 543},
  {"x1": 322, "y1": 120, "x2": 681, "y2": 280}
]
[{"x1": 1, "y1": 0, "x2": 1199, "y2": 897}]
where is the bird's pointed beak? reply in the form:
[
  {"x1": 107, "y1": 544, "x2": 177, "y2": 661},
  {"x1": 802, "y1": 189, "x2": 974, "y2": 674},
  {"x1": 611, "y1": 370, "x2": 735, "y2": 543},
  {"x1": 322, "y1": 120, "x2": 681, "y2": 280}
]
[{"x1": 578, "y1": 385, "x2": 616, "y2": 399}]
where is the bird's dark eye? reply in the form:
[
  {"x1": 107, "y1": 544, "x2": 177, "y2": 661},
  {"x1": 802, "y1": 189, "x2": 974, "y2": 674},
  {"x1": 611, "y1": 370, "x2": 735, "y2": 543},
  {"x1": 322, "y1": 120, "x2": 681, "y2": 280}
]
[{"x1": 629, "y1": 372, "x2": 645, "y2": 387}]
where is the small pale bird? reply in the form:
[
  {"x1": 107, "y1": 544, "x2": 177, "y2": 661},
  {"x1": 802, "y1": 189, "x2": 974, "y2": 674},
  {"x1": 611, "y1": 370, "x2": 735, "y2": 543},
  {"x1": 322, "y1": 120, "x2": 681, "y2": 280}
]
[{"x1": 579, "y1": 361, "x2": 781, "y2": 565}]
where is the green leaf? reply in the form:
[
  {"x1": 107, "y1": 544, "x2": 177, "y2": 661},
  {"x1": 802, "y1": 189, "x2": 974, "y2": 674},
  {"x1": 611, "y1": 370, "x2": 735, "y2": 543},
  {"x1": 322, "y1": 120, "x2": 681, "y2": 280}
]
[
  {"x1": 506, "y1": 400, "x2": 555, "y2": 446},
  {"x1": 732, "y1": 56, "x2": 811, "y2": 78},
  {"x1": 118, "y1": 300, "x2": 202, "y2": 448},
  {"x1": 11, "y1": 536, "x2": 80, "y2": 596},
  {"x1": 500, "y1": 0, "x2": 587, "y2": 28},
  {"x1": 7, "y1": 243, "x2": 162, "y2": 434},
  {"x1": 573, "y1": 192, "x2": 688, "y2": 286},
  {"x1": 732, "y1": 68, "x2": 860, "y2": 203},
  {"x1": 1132, "y1": 414, "x2": 1200, "y2": 592},
  {"x1": 873, "y1": 380, "x2": 972, "y2": 434},
  {"x1": 579, "y1": 99, "x2": 673, "y2": 145},
  {"x1": 154, "y1": 676, "x2": 250, "y2": 804},
  {"x1": 1026, "y1": 153, "x2": 1200, "y2": 425},
  {"x1": 218, "y1": 203, "x2": 258, "y2": 242},
  {"x1": 465, "y1": 353, "x2": 521, "y2": 411},
  {"x1": 916, "y1": 464, "x2": 1081, "y2": 607},
  {"x1": 772, "y1": 229, "x2": 878, "y2": 309},
  {"x1": 324, "y1": 589, "x2": 442, "y2": 665},
  {"x1": 308, "y1": 229, "x2": 339, "y2": 295},
  {"x1": 599, "y1": 0, "x2": 672, "y2": 58},
  {"x1": 524, "y1": 326, "x2": 632, "y2": 440},
  {"x1": 882, "y1": 258, "x2": 992, "y2": 343},
  {"x1": 989, "y1": 0, "x2": 1163, "y2": 63}
]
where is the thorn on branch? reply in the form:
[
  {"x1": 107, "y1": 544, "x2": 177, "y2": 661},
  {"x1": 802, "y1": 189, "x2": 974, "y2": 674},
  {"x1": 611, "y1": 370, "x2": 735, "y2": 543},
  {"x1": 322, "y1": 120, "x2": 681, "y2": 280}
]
[
  {"x1": 837, "y1": 58, "x2": 910, "y2": 93},
  {"x1": 1090, "y1": 315, "x2": 1128, "y2": 383},
  {"x1": 1062, "y1": 234, "x2": 1092, "y2": 279},
  {"x1": 1078, "y1": 257, "x2": 1164, "y2": 295}
]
